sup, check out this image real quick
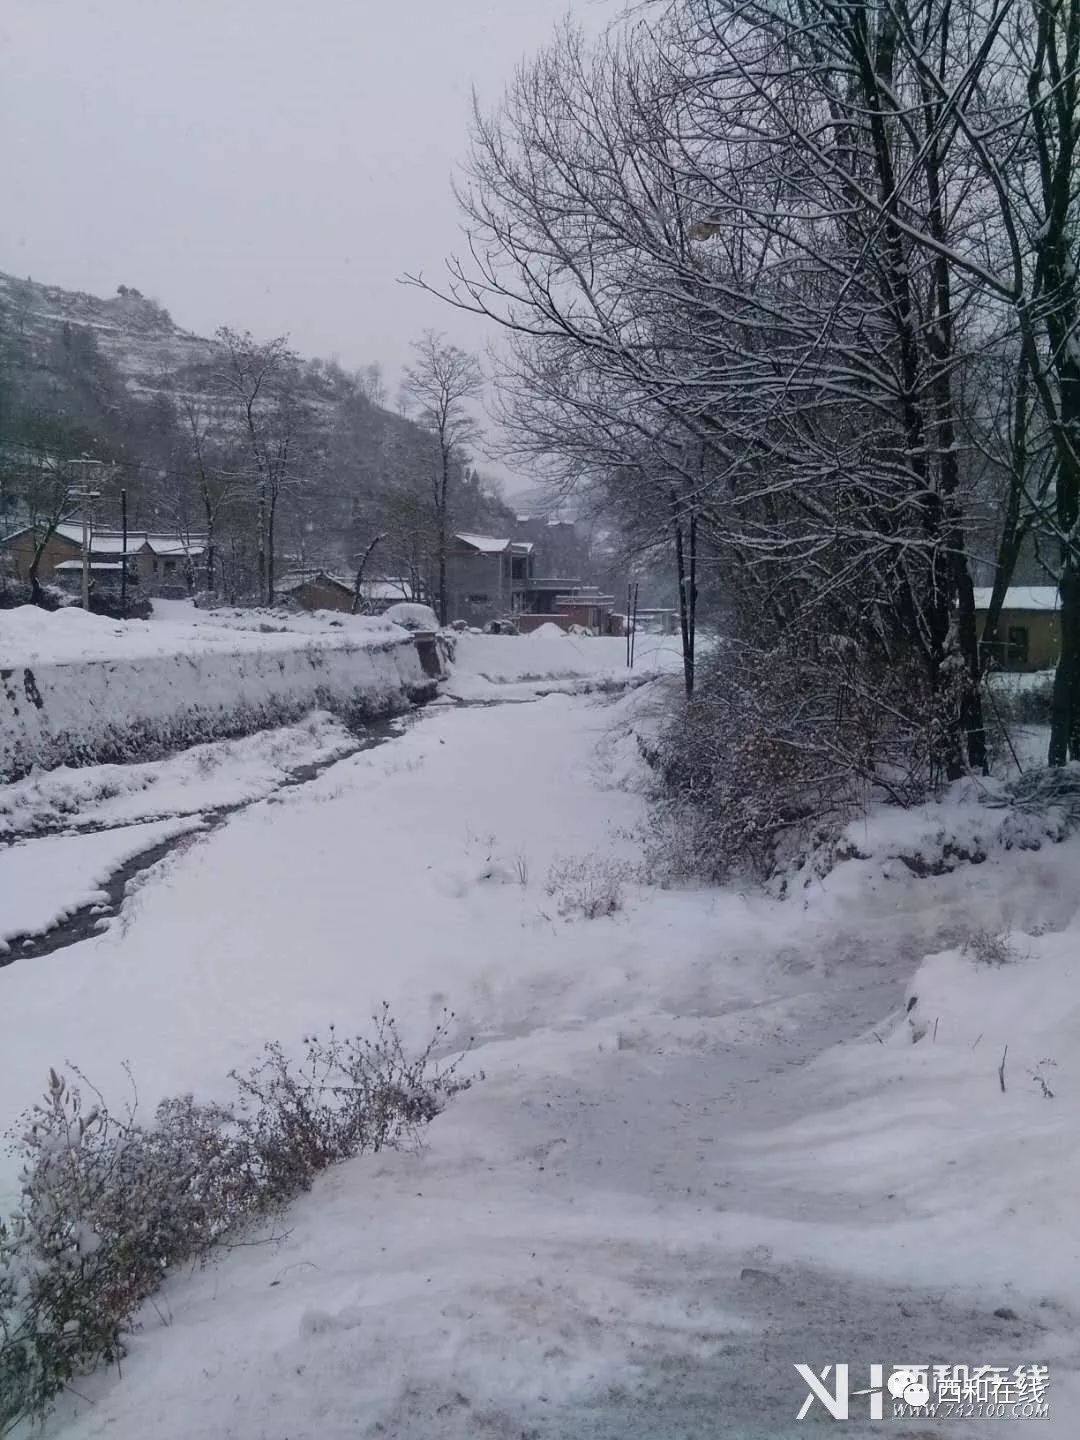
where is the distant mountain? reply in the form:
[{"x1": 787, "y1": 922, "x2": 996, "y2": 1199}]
[
  {"x1": 0, "y1": 269, "x2": 516, "y2": 591},
  {"x1": 0, "y1": 273, "x2": 214, "y2": 398}
]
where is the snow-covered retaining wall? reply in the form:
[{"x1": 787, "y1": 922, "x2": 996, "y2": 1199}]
[{"x1": 0, "y1": 613, "x2": 432, "y2": 780}]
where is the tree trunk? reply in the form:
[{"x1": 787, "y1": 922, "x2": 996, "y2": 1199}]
[
  {"x1": 202, "y1": 496, "x2": 216, "y2": 595},
  {"x1": 981, "y1": 358, "x2": 1034, "y2": 666},
  {"x1": 671, "y1": 488, "x2": 693, "y2": 697},
  {"x1": 437, "y1": 448, "x2": 450, "y2": 627},
  {"x1": 1050, "y1": 559, "x2": 1080, "y2": 763},
  {"x1": 351, "y1": 533, "x2": 386, "y2": 615},
  {"x1": 28, "y1": 530, "x2": 53, "y2": 606},
  {"x1": 688, "y1": 505, "x2": 697, "y2": 696},
  {"x1": 256, "y1": 489, "x2": 266, "y2": 604},
  {"x1": 266, "y1": 494, "x2": 276, "y2": 606},
  {"x1": 1046, "y1": 326, "x2": 1080, "y2": 764},
  {"x1": 953, "y1": 560, "x2": 987, "y2": 774}
]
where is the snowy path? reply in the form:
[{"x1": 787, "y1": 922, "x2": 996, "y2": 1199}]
[{"x1": 4, "y1": 687, "x2": 1078, "y2": 1437}]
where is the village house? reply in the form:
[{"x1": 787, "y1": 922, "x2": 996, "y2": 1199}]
[
  {"x1": 0, "y1": 522, "x2": 205, "y2": 598},
  {"x1": 276, "y1": 571, "x2": 416, "y2": 614},
  {"x1": 974, "y1": 586, "x2": 1060, "y2": 671},
  {"x1": 446, "y1": 533, "x2": 535, "y2": 624},
  {"x1": 511, "y1": 580, "x2": 618, "y2": 633},
  {"x1": 446, "y1": 532, "x2": 617, "y2": 631},
  {"x1": 275, "y1": 570, "x2": 354, "y2": 612}
]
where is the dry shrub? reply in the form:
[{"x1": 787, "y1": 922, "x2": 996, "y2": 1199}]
[
  {"x1": 0, "y1": 1009, "x2": 470, "y2": 1434},
  {"x1": 545, "y1": 855, "x2": 637, "y2": 918},
  {"x1": 963, "y1": 928, "x2": 1015, "y2": 967},
  {"x1": 647, "y1": 638, "x2": 940, "y2": 881}
]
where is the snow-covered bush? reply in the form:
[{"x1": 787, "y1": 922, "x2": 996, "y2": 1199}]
[
  {"x1": 990, "y1": 670, "x2": 1056, "y2": 726},
  {"x1": 383, "y1": 602, "x2": 439, "y2": 632},
  {"x1": 545, "y1": 854, "x2": 637, "y2": 918},
  {"x1": 645, "y1": 639, "x2": 941, "y2": 881},
  {"x1": 0, "y1": 1010, "x2": 471, "y2": 1434},
  {"x1": 227, "y1": 1011, "x2": 468, "y2": 1205}
]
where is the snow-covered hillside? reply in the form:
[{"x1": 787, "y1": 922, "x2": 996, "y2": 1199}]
[{"x1": 0, "y1": 271, "x2": 214, "y2": 396}]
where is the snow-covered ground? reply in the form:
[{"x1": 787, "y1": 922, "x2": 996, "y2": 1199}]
[
  {"x1": 441, "y1": 629, "x2": 679, "y2": 702},
  {"x1": 3, "y1": 669, "x2": 1079, "y2": 1437},
  {"x1": 0, "y1": 711, "x2": 360, "y2": 839},
  {"x1": 0, "y1": 602, "x2": 677, "y2": 778}
]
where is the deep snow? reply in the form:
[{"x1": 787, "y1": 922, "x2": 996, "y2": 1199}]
[{"x1": 2, "y1": 660, "x2": 1078, "y2": 1436}]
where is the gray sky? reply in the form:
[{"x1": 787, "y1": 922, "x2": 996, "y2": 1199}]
[{"x1": 0, "y1": 0, "x2": 608, "y2": 493}]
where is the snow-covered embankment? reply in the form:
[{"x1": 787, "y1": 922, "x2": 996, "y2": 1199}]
[{"x1": 0, "y1": 605, "x2": 433, "y2": 780}]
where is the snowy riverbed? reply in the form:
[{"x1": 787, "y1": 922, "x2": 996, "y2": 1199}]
[{"x1": 2, "y1": 663, "x2": 1079, "y2": 1436}]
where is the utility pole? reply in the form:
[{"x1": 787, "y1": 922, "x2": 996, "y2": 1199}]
[{"x1": 70, "y1": 459, "x2": 105, "y2": 611}]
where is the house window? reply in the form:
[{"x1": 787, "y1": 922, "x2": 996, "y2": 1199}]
[
  {"x1": 467, "y1": 593, "x2": 490, "y2": 604},
  {"x1": 1006, "y1": 625, "x2": 1029, "y2": 666},
  {"x1": 163, "y1": 558, "x2": 177, "y2": 573}
]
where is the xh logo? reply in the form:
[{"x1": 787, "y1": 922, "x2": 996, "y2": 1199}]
[{"x1": 795, "y1": 1364, "x2": 885, "y2": 1421}]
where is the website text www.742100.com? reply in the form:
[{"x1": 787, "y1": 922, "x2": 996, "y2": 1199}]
[{"x1": 794, "y1": 1362, "x2": 1051, "y2": 1421}]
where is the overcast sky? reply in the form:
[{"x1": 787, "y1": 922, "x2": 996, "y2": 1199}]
[{"x1": 0, "y1": 0, "x2": 611, "y2": 492}]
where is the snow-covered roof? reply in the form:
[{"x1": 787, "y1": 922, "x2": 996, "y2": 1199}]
[
  {"x1": 973, "y1": 586, "x2": 1060, "y2": 613},
  {"x1": 277, "y1": 570, "x2": 352, "y2": 594},
  {"x1": 54, "y1": 560, "x2": 125, "y2": 572},
  {"x1": 141, "y1": 538, "x2": 205, "y2": 557},
  {"x1": 454, "y1": 532, "x2": 510, "y2": 554},
  {"x1": 49, "y1": 524, "x2": 205, "y2": 557},
  {"x1": 51, "y1": 523, "x2": 92, "y2": 544},
  {"x1": 0, "y1": 522, "x2": 78, "y2": 549}
]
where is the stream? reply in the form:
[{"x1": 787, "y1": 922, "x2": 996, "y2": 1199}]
[{"x1": 0, "y1": 712, "x2": 411, "y2": 965}]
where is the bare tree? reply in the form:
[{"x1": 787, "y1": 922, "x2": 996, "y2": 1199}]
[
  {"x1": 400, "y1": 332, "x2": 483, "y2": 626},
  {"x1": 407, "y1": 2, "x2": 1080, "y2": 772},
  {"x1": 175, "y1": 393, "x2": 239, "y2": 595},
  {"x1": 350, "y1": 532, "x2": 387, "y2": 614},
  {"x1": 216, "y1": 328, "x2": 313, "y2": 604},
  {"x1": 22, "y1": 453, "x2": 78, "y2": 604}
]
